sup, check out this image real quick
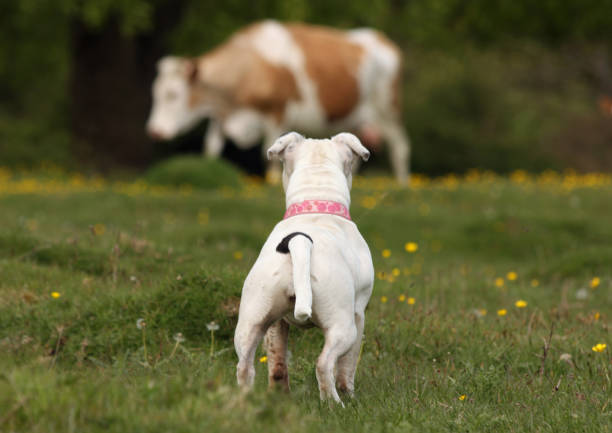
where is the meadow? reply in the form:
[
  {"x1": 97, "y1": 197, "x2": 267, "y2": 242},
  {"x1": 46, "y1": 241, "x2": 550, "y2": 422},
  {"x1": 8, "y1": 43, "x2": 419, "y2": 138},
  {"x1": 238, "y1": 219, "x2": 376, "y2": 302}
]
[{"x1": 0, "y1": 166, "x2": 610, "y2": 432}]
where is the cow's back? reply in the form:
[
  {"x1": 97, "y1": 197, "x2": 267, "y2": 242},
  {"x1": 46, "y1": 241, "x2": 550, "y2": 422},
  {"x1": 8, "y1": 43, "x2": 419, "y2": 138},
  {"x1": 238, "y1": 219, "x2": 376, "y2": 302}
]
[
  {"x1": 198, "y1": 20, "x2": 403, "y2": 127},
  {"x1": 286, "y1": 24, "x2": 365, "y2": 122}
]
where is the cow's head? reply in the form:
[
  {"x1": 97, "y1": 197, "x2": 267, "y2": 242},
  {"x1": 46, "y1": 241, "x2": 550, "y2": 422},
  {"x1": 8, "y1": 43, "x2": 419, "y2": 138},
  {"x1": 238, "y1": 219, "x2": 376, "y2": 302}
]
[{"x1": 146, "y1": 56, "x2": 207, "y2": 140}]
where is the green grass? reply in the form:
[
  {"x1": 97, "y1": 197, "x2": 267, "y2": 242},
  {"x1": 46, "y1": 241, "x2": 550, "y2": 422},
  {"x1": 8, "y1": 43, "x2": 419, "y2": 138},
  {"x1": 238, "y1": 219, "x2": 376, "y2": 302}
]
[{"x1": 0, "y1": 173, "x2": 610, "y2": 432}]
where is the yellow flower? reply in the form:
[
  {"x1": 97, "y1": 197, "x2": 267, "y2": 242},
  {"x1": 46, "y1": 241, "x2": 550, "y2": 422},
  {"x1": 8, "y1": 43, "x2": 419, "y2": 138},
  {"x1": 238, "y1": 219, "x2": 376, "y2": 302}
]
[
  {"x1": 418, "y1": 204, "x2": 430, "y2": 216},
  {"x1": 506, "y1": 271, "x2": 517, "y2": 281},
  {"x1": 458, "y1": 395, "x2": 466, "y2": 401},
  {"x1": 259, "y1": 356, "x2": 268, "y2": 363},
  {"x1": 382, "y1": 249, "x2": 391, "y2": 258},
  {"x1": 51, "y1": 291, "x2": 61, "y2": 299},
  {"x1": 594, "y1": 312, "x2": 600, "y2": 321},
  {"x1": 515, "y1": 300, "x2": 527, "y2": 308},
  {"x1": 407, "y1": 297, "x2": 416, "y2": 305},
  {"x1": 381, "y1": 296, "x2": 388, "y2": 303},
  {"x1": 398, "y1": 294, "x2": 406, "y2": 302},
  {"x1": 233, "y1": 251, "x2": 243, "y2": 260},
  {"x1": 495, "y1": 278, "x2": 505, "y2": 288},
  {"x1": 376, "y1": 271, "x2": 386, "y2": 280},
  {"x1": 198, "y1": 210, "x2": 210, "y2": 225},
  {"x1": 404, "y1": 242, "x2": 418, "y2": 253},
  {"x1": 92, "y1": 223, "x2": 106, "y2": 236},
  {"x1": 497, "y1": 309, "x2": 507, "y2": 316},
  {"x1": 360, "y1": 196, "x2": 377, "y2": 209},
  {"x1": 479, "y1": 309, "x2": 487, "y2": 316},
  {"x1": 392, "y1": 268, "x2": 401, "y2": 277},
  {"x1": 590, "y1": 277, "x2": 600, "y2": 289},
  {"x1": 592, "y1": 343, "x2": 606, "y2": 353},
  {"x1": 531, "y1": 279, "x2": 539, "y2": 288}
]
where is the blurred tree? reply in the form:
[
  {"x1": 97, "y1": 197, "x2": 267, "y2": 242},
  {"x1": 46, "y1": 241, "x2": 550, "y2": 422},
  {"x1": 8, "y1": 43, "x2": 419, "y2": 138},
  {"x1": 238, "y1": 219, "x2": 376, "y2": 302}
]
[{"x1": 68, "y1": 0, "x2": 185, "y2": 169}]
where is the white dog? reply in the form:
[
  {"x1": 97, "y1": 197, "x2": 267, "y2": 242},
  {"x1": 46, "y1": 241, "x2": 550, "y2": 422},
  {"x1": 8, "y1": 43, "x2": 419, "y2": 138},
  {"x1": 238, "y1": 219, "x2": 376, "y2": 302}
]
[{"x1": 234, "y1": 132, "x2": 374, "y2": 405}]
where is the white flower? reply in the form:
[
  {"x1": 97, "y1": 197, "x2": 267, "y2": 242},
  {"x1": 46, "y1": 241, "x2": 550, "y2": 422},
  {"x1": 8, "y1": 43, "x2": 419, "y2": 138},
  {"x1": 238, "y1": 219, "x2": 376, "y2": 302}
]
[
  {"x1": 575, "y1": 288, "x2": 588, "y2": 300},
  {"x1": 206, "y1": 321, "x2": 220, "y2": 332},
  {"x1": 136, "y1": 318, "x2": 146, "y2": 330},
  {"x1": 173, "y1": 332, "x2": 185, "y2": 343}
]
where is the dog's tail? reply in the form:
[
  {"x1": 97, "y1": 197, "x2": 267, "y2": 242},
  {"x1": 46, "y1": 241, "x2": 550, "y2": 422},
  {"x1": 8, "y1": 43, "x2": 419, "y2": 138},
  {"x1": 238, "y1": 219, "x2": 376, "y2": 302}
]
[{"x1": 276, "y1": 232, "x2": 314, "y2": 323}]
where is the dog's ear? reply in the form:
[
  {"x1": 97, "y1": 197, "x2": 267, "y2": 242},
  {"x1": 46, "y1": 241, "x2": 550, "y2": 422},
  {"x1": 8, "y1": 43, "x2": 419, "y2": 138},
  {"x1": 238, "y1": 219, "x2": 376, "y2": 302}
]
[
  {"x1": 331, "y1": 133, "x2": 370, "y2": 161},
  {"x1": 267, "y1": 132, "x2": 304, "y2": 161}
]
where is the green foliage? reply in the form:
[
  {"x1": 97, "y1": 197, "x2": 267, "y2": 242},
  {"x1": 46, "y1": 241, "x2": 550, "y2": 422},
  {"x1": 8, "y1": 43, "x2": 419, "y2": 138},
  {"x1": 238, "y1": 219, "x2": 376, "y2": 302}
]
[
  {"x1": 144, "y1": 155, "x2": 244, "y2": 189},
  {"x1": 403, "y1": 46, "x2": 597, "y2": 174}
]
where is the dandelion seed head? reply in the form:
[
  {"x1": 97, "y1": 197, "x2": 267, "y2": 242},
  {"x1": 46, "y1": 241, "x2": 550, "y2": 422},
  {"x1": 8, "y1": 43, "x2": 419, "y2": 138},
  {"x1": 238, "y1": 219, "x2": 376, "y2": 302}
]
[
  {"x1": 575, "y1": 288, "x2": 588, "y2": 300},
  {"x1": 136, "y1": 318, "x2": 146, "y2": 329},
  {"x1": 206, "y1": 321, "x2": 220, "y2": 332},
  {"x1": 173, "y1": 332, "x2": 185, "y2": 343}
]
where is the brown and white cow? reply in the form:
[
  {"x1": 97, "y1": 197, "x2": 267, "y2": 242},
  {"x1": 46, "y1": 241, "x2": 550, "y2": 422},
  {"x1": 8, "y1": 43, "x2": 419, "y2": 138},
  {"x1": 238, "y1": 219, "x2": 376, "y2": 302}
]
[{"x1": 146, "y1": 20, "x2": 411, "y2": 183}]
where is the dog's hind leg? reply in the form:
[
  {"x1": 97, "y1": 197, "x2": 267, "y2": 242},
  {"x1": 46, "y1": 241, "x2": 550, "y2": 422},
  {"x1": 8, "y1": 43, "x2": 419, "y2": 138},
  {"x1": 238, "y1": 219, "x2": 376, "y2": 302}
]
[
  {"x1": 316, "y1": 322, "x2": 357, "y2": 406},
  {"x1": 264, "y1": 319, "x2": 290, "y2": 391},
  {"x1": 336, "y1": 312, "x2": 364, "y2": 397},
  {"x1": 234, "y1": 317, "x2": 267, "y2": 390}
]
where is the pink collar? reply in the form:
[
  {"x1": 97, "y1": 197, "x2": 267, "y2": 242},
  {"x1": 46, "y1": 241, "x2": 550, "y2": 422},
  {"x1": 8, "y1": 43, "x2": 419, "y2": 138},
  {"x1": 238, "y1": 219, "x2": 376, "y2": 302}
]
[{"x1": 284, "y1": 199, "x2": 351, "y2": 220}]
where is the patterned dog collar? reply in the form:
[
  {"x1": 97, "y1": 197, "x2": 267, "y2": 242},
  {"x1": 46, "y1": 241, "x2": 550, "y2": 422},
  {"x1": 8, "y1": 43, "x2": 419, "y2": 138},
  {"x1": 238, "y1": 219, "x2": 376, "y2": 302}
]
[{"x1": 284, "y1": 199, "x2": 351, "y2": 220}]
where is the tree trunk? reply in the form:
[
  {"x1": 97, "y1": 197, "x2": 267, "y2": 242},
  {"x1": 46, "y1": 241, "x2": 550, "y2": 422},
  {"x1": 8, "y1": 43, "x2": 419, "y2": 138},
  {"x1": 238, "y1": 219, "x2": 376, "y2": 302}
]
[{"x1": 69, "y1": 5, "x2": 182, "y2": 171}]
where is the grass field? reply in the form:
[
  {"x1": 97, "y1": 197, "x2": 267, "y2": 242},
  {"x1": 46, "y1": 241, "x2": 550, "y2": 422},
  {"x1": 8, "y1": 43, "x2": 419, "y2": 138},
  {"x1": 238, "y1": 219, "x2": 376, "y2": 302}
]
[{"x1": 0, "y1": 167, "x2": 610, "y2": 432}]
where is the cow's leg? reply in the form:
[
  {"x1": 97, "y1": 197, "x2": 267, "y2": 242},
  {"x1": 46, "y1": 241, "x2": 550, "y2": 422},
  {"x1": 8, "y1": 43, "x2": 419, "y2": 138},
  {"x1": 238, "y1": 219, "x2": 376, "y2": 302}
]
[
  {"x1": 379, "y1": 119, "x2": 411, "y2": 185},
  {"x1": 335, "y1": 312, "x2": 365, "y2": 397},
  {"x1": 204, "y1": 118, "x2": 224, "y2": 158},
  {"x1": 316, "y1": 321, "x2": 357, "y2": 406},
  {"x1": 263, "y1": 319, "x2": 290, "y2": 391},
  {"x1": 262, "y1": 122, "x2": 284, "y2": 184}
]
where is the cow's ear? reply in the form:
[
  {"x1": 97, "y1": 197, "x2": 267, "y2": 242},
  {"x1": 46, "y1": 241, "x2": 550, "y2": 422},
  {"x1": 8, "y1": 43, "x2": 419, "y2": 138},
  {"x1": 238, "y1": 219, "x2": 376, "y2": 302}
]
[
  {"x1": 331, "y1": 132, "x2": 370, "y2": 161},
  {"x1": 184, "y1": 59, "x2": 199, "y2": 83},
  {"x1": 267, "y1": 132, "x2": 304, "y2": 160}
]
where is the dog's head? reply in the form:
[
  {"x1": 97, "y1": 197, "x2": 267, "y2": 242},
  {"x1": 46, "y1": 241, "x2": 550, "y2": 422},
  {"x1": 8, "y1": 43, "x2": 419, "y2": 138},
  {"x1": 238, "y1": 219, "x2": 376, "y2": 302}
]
[{"x1": 267, "y1": 132, "x2": 370, "y2": 194}]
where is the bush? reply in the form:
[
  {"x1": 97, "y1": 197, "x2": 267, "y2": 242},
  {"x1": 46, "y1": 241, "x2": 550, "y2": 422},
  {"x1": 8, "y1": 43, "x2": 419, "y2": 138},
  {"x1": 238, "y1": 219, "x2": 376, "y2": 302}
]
[{"x1": 144, "y1": 155, "x2": 243, "y2": 189}]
